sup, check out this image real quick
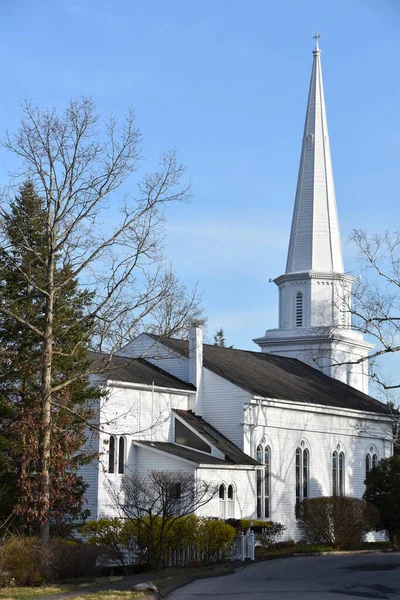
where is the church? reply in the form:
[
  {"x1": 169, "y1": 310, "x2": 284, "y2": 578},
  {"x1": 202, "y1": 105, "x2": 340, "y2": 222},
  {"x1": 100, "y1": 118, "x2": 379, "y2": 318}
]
[{"x1": 80, "y1": 37, "x2": 393, "y2": 539}]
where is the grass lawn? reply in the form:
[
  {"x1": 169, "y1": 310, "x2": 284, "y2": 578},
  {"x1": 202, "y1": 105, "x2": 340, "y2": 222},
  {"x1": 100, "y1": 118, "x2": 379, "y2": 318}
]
[{"x1": 0, "y1": 589, "x2": 147, "y2": 600}]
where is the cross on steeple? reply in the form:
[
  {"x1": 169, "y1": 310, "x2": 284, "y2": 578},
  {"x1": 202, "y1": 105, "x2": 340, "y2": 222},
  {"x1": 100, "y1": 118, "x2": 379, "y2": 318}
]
[{"x1": 313, "y1": 30, "x2": 321, "y2": 50}]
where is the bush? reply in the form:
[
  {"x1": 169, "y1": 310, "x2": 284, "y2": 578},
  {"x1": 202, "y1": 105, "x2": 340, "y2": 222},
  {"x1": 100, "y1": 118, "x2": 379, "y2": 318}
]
[
  {"x1": 81, "y1": 518, "x2": 135, "y2": 574},
  {"x1": 296, "y1": 497, "x2": 378, "y2": 550},
  {"x1": 255, "y1": 522, "x2": 286, "y2": 549},
  {"x1": 47, "y1": 539, "x2": 104, "y2": 581},
  {"x1": 82, "y1": 516, "x2": 236, "y2": 571},
  {"x1": 195, "y1": 518, "x2": 236, "y2": 563},
  {"x1": 364, "y1": 456, "x2": 400, "y2": 548},
  {"x1": 225, "y1": 518, "x2": 286, "y2": 549},
  {"x1": 0, "y1": 536, "x2": 103, "y2": 586},
  {"x1": 225, "y1": 518, "x2": 268, "y2": 532},
  {"x1": 0, "y1": 536, "x2": 46, "y2": 586}
]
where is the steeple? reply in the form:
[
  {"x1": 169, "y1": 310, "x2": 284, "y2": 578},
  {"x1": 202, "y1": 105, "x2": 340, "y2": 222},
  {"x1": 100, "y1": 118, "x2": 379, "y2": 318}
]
[
  {"x1": 286, "y1": 32, "x2": 343, "y2": 274},
  {"x1": 254, "y1": 34, "x2": 373, "y2": 394}
]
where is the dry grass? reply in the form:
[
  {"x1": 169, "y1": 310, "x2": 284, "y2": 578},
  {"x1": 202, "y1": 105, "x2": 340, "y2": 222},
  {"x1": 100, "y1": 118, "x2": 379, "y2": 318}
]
[
  {"x1": 0, "y1": 586, "x2": 76, "y2": 600},
  {"x1": 0, "y1": 580, "x2": 141, "y2": 600},
  {"x1": 63, "y1": 593, "x2": 147, "y2": 600}
]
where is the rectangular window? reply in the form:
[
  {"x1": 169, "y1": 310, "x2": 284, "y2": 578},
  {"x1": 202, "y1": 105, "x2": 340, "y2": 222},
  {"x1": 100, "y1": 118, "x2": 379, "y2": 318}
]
[
  {"x1": 256, "y1": 469, "x2": 262, "y2": 519},
  {"x1": 332, "y1": 452, "x2": 337, "y2": 496}
]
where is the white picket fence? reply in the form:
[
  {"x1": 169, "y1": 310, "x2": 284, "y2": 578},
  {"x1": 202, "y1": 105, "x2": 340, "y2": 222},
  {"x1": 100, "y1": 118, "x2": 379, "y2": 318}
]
[{"x1": 108, "y1": 530, "x2": 255, "y2": 568}]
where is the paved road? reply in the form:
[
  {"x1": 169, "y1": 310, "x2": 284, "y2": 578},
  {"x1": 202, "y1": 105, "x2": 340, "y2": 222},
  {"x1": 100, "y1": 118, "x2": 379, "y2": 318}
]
[{"x1": 167, "y1": 553, "x2": 400, "y2": 600}]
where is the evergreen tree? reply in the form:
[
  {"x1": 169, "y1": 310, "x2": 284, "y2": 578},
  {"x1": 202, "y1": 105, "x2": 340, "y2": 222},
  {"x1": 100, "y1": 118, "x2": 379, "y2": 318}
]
[
  {"x1": 213, "y1": 327, "x2": 226, "y2": 347},
  {"x1": 213, "y1": 327, "x2": 233, "y2": 348},
  {"x1": 0, "y1": 182, "x2": 99, "y2": 530}
]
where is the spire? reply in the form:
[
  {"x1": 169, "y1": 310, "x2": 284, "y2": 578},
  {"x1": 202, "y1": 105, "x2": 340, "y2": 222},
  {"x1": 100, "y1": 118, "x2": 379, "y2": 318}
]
[{"x1": 285, "y1": 34, "x2": 344, "y2": 274}]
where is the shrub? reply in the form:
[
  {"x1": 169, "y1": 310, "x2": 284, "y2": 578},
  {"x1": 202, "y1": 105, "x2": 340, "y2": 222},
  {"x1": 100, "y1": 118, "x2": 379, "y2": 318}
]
[
  {"x1": 0, "y1": 536, "x2": 103, "y2": 586},
  {"x1": 47, "y1": 539, "x2": 104, "y2": 581},
  {"x1": 195, "y1": 518, "x2": 236, "y2": 563},
  {"x1": 296, "y1": 497, "x2": 378, "y2": 550},
  {"x1": 81, "y1": 518, "x2": 134, "y2": 574},
  {"x1": 255, "y1": 522, "x2": 286, "y2": 549},
  {"x1": 364, "y1": 456, "x2": 400, "y2": 548},
  {"x1": 225, "y1": 518, "x2": 268, "y2": 532},
  {"x1": 0, "y1": 536, "x2": 46, "y2": 586}
]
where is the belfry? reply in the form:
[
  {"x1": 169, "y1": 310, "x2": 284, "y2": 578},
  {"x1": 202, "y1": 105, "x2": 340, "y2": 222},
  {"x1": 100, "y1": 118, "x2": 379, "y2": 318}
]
[{"x1": 254, "y1": 34, "x2": 373, "y2": 393}]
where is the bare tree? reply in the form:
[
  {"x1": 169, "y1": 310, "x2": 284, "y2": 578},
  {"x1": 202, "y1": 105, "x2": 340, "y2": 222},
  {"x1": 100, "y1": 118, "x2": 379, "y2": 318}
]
[
  {"x1": 108, "y1": 470, "x2": 218, "y2": 569},
  {"x1": 0, "y1": 98, "x2": 202, "y2": 537},
  {"x1": 346, "y1": 230, "x2": 400, "y2": 393}
]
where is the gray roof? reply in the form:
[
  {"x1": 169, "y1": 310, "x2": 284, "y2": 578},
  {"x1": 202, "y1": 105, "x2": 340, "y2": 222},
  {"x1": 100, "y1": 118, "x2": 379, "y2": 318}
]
[
  {"x1": 152, "y1": 336, "x2": 389, "y2": 415},
  {"x1": 88, "y1": 351, "x2": 195, "y2": 392},
  {"x1": 134, "y1": 441, "x2": 232, "y2": 465},
  {"x1": 173, "y1": 409, "x2": 259, "y2": 465}
]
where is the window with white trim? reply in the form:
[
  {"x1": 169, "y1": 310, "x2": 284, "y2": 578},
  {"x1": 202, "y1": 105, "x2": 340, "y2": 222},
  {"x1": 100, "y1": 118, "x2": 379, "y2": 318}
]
[
  {"x1": 108, "y1": 435, "x2": 116, "y2": 474},
  {"x1": 227, "y1": 484, "x2": 235, "y2": 518},
  {"x1": 118, "y1": 436, "x2": 125, "y2": 474},
  {"x1": 366, "y1": 448, "x2": 378, "y2": 476},
  {"x1": 108, "y1": 435, "x2": 126, "y2": 474},
  {"x1": 256, "y1": 444, "x2": 271, "y2": 518},
  {"x1": 332, "y1": 449, "x2": 345, "y2": 495},
  {"x1": 219, "y1": 484, "x2": 226, "y2": 519},
  {"x1": 295, "y1": 446, "x2": 309, "y2": 508},
  {"x1": 295, "y1": 292, "x2": 303, "y2": 327}
]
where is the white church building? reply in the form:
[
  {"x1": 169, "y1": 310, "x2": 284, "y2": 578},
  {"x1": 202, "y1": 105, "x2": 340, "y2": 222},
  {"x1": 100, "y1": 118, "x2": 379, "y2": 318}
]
[{"x1": 80, "y1": 37, "x2": 393, "y2": 539}]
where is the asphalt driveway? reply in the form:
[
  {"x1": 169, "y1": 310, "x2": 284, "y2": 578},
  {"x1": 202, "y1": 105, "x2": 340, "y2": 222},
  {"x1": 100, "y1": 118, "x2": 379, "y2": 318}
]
[{"x1": 167, "y1": 553, "x2": 400, "y2": 600}]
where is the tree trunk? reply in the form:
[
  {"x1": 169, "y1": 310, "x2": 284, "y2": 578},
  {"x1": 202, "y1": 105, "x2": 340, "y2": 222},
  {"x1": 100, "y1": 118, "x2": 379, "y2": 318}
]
[{"x1": 38, "y1": 248, "x2": 55, "y2": 540}]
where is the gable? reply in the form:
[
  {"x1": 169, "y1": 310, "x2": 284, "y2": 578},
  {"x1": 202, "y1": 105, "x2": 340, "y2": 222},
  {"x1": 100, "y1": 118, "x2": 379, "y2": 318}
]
[
  {"x1": 155, "y1": 336, "x2": 389, "y2": 416},
  {"x1": 118, "y1": 333, "x2": 190, "y2": 383}
]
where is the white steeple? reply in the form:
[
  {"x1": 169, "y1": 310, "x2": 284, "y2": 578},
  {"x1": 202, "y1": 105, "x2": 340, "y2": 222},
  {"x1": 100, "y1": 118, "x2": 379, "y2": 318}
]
[
  {"x1": 254, "y1": 34, "x2": 373, "y2": 394},
  {"x1": 286, "y1": 32, "x2": 343, "y2": 274}
]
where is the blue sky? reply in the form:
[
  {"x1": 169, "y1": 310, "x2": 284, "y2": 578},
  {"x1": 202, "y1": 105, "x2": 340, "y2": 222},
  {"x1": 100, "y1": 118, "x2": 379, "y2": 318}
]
[{"x1": 0, "y1": 0, "x2": 399, "y2": 381}]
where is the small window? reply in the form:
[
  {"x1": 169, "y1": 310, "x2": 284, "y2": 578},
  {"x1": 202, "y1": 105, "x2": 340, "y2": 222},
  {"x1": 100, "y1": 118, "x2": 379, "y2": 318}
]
[
  {"x1": 332, "y1": 450, "x2": 345, "y2": 496},
  {"x1": 339, "y1": 452, "x2": 345, "y2": 496},
  {"x1": 296, "y1": 447, "x2": 309, "y2": 508},
  {"x1": 219, "y1": 484, "x2": 226, "y2": 519},
  {"x1": 295, "y1": 292, "x2": 303, "y2": 327},
  {"x1": 118, "y1": 437, "x2": 125, "y2": 474},
  {"x1": 366, "y1": 451, "x2": 378, "y2": 475},
  {"x1": 227, "y1": 484, "x2": 235, "y2": 518},
  {"x1": 366, "y1": 453, "x2": 371, "y2": 474},
  {"x1": 256, "y1": 444, "x2": 271, "y2": 519},
  {"x1": 169, "y1": 482, "x2": 182, "y2": 500},
  {"x1": 108, "y1": 435, "x2": 115, "y2": 474},
  {"x1": 332, "y1": 451, "x2": 337, "y2": 496},
  {"x1": 175, "y1": 419, "x2": 212, "y2": 453}
]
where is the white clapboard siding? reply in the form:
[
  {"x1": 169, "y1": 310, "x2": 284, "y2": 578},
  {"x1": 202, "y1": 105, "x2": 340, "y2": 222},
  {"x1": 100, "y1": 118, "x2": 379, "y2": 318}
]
[
  {"x1": 201, "y1": 368, "x2": 251, "y2": 450},
  {"x1": 196, "y1": 467, "x2": 256, "y2": 520},
  {"x1": 118, "y1": 333, "x2": 189, "y2": 383},
  {"x1": 247, "y1": 402, "x2": 392, "y2": 539}
]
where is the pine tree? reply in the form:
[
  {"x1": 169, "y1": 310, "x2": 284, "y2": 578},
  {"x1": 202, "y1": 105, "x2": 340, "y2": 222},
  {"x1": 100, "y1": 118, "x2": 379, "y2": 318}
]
[
  {"x1": 0, "y1": 182, "x2": 99, "y2": 531},
  {"x1": 213, "y1": 327, "x2": 233, "y2": 348},
  {"x1": 213, "y1": 327, "x2": 226, "y2": 347}
]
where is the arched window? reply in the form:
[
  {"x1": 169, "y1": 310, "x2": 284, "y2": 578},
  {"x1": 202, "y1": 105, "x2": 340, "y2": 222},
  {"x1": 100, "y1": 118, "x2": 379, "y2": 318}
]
[
  {"x1": 256, "y1": 443, "x2": 271, "y2": 518},
  {"x1": 365, "y1": 453, "x2": 371, "y2": 474},
  {"x1": 295, "y1": 447, "x2": 309, "y2": 508},
  {"x1": 118, "y1": 437, "x2": 125, "y2": 474},
  {"x1": 219, "y1": 484, "x2": 226, "y2": 519},
  {"x1": 108, "y1": 435, "x2": 126, "y2": 475},
  {"x1": 227, "y1": 484, "x2": 235, "y2": 518},
  {"x1": 366, "y1": 449, "x2": 379, "y2": 476},
  {"x1": 332, "y1": 449, "x2": 345, "y2": 496},
  {"x1": 295, "y1": 292, "x2": 303, "y2": 327},
  {"x1": 339, "y1": 452, "x2": 345, "y2": 496},
  {"x1": 108, "y1": 435, "x2": 116, "y2": 474},
  {"x1": 332, "y1": 451, "x2": 337, "y2": 496}
]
